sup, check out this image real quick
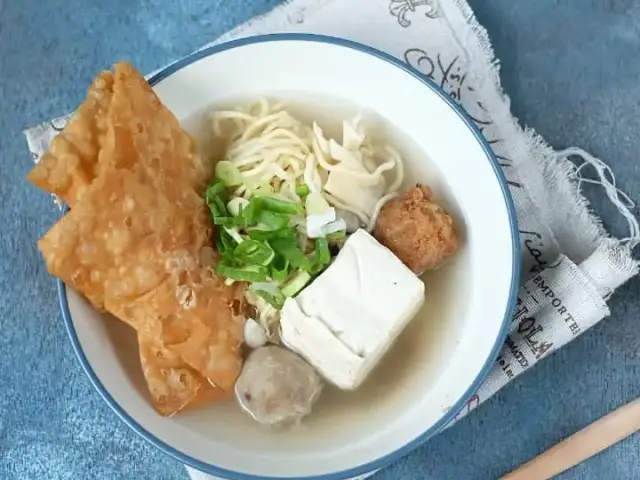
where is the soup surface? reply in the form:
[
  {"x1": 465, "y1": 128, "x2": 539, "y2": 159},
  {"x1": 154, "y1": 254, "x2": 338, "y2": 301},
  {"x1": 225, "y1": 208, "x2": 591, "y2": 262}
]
[{"x1": 95, "y1": 93, "x2": 473, "y2": 441}]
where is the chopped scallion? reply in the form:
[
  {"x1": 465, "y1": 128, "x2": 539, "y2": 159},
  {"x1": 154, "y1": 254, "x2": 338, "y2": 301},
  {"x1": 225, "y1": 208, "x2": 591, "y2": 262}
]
[
  {"x1": 257, "y1": 210, "x2": 290, "y2": 230},
  {"x1": 270, "y1": 255, "x2": 290, "y2": 282},
  {"x1": 271, "y1": 237, "x2": 311, "y2": 271},
  {"x1": 281, "y1": 270, "x2": 312, "y2": 297},
  {"x1": 261, "y1": 196, "x2": 303, "y2": 215},
  {"x1": 234, "y1": 240, "x2": 275, "y2": 266},
  {"x1": 206, "y1": 181, "x2": 227, "y2": 204},
  {"x1": 211, "y1": 196, "x2": 228, "y2": 218},
  {"x1": 326, "y1": 230, "x2": 346, "y2": 242},
  {"x1": 224, "y1": 227, "x2": 245, "y2": 244},
  {"x1": 250, "y1": 283, "x2": 285, "y2": 309},
  {"x1": 215, "y1": 161, "x2": 243, "y2": 186},
  {"x1": 247, "y1": 226, "x2": 295, "y2": 242},
  {"x1": 314, "y1": 237, "x2": 331, "y2": 265},
  {"x1": 227, "y1": 197, "x2": 250, "y2": 217},
  {"x1": 214, "y1": 216, "x2": 248, "y2": 227},
  {"x1": 295, "y1": 184, "x2": 310, "y2": 197},
  {"x1": 241, "y1": 197, "x2": 262, "y2": 225},
  {"x1": 216, "y1": 260, "x2": 268, "y2": 282}
]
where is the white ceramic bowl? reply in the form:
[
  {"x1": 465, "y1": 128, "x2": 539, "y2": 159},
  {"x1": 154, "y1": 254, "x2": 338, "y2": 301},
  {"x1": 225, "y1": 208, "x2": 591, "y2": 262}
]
[{"x1": 59, "y1": 34, "x2": 519, "y2": 479}]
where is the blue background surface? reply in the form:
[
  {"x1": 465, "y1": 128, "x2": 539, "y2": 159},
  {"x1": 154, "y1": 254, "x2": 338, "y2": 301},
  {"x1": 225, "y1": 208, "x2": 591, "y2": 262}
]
[{"x1": 1, "y1": 0, "x2": 639, "y2": 479}]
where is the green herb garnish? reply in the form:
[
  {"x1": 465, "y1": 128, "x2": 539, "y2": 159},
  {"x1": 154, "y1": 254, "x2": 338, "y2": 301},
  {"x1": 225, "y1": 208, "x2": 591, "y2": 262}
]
[
  {"x1": 215, "y1": 161, "x2": 243, "y2": 186},
  {"x1": 281, "y1": 270, "x2": 312, "y2": 297},
  {"x1": 233, "y1": 240, "x2": 275, "y2": 266},
  {"x1": 216, "y1": 260, "x2": 269, "y2": 282},
  {"x1": 295, "y1": 184, "x2": 310, "y2": 197},
  {"x1": 261, "y1": 196, "x2": 303, "y2": 215},
  {"x1": 250, "y1": 283, "x2": 286, "y2": 309},
  {"x1": 270, "y1": 255, "x2": 290, "y2": 282},
  {"x1": 271, "y1": 237, "x2": 312, "y2": 271}
]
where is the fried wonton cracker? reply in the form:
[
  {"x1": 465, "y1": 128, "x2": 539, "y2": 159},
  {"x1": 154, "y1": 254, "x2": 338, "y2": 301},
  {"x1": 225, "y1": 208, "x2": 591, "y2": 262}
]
[
  {"x1": 38, "y1": 169, "x2": 244, "y2": 398},
  {"x1": 27, "y1": 62, "x2": 212, "y2": 204},
  {"x1": 27, "y1": 71, "x2": 115, "y2": 204},
  {"x1": 138, "y1": 334, "x2": 228, "y2": 416},
  {"x1": 101, "y1": 62, "x2": 211, "y2": 196},
  {"x1": 32, "y1": 63, "x2": 244, "y2": 416}
]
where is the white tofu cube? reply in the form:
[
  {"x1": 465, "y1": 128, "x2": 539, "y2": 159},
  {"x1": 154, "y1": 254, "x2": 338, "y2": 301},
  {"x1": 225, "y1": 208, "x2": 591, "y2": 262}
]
[{"x1": 280, "y1": 229, "x2": 425, "y2": 389}]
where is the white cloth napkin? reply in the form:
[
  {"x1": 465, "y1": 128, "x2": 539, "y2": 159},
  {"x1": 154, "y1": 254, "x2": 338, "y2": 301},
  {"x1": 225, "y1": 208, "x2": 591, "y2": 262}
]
[{"x1": 23, "y1": 0, "x2": 640, "y2": 479}]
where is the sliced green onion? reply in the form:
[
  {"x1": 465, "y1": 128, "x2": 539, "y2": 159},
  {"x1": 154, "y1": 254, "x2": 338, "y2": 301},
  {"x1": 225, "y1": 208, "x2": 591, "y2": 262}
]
[
  {"x1": 314, "y1": 237, "x2": 331, "y2": 265},
  {"x1": 250, "y1": 283, "x2": 285, "y2": 309},
  {"x1": 308, "y1": 261, "x2": 326, "y2": 275},
  {"x1": 224, "y1": 227, "x2": 244, "y2": 244},
  {"x1": 247, "y1": 226, "x2": 295, "y2": 242},
  {"x1": 215, "y1": 161, "x2": 243, "y2": 186},
  {"x1": 281, "y1": 270, "x2": 312, "y2": 297},
  {"x1": 227, "y1": 197, "x2": 250, "y2": 217},
  {"x1": 320, "y1": 218, "x2": 347, "y2": 237},
  {"x1": 233, "y1": 240, "x2": 275, "y2": 266},
  {"x1": 218, "y1": 228, "x2": 238, "y2": 256},
  {"x1": 254, "y1": 184, "x2": 276, "y2": 197},
  {"x1": 326, "y1": 230, "x2": 346, "y2": 242},
  {"x1": 208, "y1": 195, "x2": 228, "y2": 219},
  {"x1": 270, "y1": 255, "x2": 290, "y2": 282},
  {"x1": 213, "y1": 216, "x2": 248, "y2": 227},
  {"x1": 216, "y1": 228, "x2": 237, "y2": 258},
  {"x1": 241, "y1": 197, "x2": 262, "y2": 225},
  {"x1": 208, "y1": 203, "x2": 222, "y2": 219},
  {"x1": 295, "y1": 184, "x2": 310, "y2": 197},
  {"x1": 206, "y1": 181, "x2": 227, "y2": 204},
  {"x1": 214, "y1": 216, "x2": 234, "y2": 226},
  {"x1": 216, "y1": 260, "x2": 269, "y2": 282},
  {"x1": 261, "y1": 196, "x2": 303, "y2": 215},
  {"x1": 271, "y1": 237, "x2": 311, "y2": 271},
  {"x1": 207, "y1": 194, "x2": 228, "y2": 219},
  {"x1": 257, "y1": 210, "x2": 289, "y2": 230}
]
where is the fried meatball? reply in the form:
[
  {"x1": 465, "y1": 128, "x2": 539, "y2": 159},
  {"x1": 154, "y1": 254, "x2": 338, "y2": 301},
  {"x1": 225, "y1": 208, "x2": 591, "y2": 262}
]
[{"x1": 374, "y1": 185, "x2": 458, "y2": 274}]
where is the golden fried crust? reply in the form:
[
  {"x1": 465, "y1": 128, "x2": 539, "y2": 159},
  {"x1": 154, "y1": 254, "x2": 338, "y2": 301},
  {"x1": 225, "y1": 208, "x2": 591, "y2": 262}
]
[
  {"x1": 104, "y1": 62, "x2": 210, "y2": 197},
  {"x1": 138, "y1": 334, "x2": 229, "y2": 416},
  {"x1": 38, "y1": 169, "x2": 244, "y2": 392},
  {"x1": 32, "y1": 63, "x2": 243, "y2": 416},
  {"x1": 26, "y1": 62, "x2": 210, "y2": 205},
  {"x1": 374, "y1": 185, "x2": 459, "y2": 274},
  {"x1": 27, "y1": 71, "x2": 115, "y2": 204}
]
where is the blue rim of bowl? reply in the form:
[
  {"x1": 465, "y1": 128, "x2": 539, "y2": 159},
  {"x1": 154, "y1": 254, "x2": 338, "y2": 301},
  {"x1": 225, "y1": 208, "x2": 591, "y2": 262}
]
[{"x1": 57, "y1": 33, "x2": 521, "y2": 480}]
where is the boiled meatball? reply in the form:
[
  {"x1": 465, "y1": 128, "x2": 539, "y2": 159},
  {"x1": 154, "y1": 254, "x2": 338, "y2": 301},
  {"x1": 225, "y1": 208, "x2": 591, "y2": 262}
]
[
  {"x1": 374, "y1": 185, "x2": 458, "y2": 274},
  {"x1": 234, "y1": 346, "x2": 323, "y2": 427}
]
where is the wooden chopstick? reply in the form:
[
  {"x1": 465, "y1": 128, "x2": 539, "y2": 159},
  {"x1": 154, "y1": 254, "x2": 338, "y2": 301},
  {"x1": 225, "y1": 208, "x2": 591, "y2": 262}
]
[{"x1": 501, "y1": 398, "x2": 640, "y2": 480}]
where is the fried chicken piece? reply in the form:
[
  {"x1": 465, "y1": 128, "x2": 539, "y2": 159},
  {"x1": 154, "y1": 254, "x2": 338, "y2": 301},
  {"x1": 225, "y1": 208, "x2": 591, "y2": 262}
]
[{"x1": 374, "y1": 185, "x2": 459, "y2": 274}]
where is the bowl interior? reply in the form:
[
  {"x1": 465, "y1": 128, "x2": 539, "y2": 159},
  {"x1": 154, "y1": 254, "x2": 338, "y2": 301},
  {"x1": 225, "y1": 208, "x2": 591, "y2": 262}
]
[{"x1": 64, "y1": 36, "x2": 516, "y2": 479}]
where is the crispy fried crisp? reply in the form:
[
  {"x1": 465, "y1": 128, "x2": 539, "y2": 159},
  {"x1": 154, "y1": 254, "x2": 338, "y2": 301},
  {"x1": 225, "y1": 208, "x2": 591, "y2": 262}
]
[
  {"x1": 38, "y1": 165, "x2": 244, "y2": 405},
  {"x1": 102, "y1": 62, "x2": 211, "y2": 197},
  {"x1": 27, "y1": 72, "x2": 114, "y2": 205},
  {"x1": 32, "y1": 62, "x2": 244, "y2": 416},
  {"x1": 27, "y1": 62, "x2": 211, "y2": 206},
  {"x1": 138, "y1": 334, "x2": 229, "y2": 416},
  {"x1": 38, "y1": 169, "x2": 198, "y2": 313}
]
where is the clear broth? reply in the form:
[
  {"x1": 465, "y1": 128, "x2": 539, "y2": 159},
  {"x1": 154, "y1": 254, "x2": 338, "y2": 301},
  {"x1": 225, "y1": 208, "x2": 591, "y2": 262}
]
[{"x1": 177, "y1": 93, "x2": 470, "y2": 436}]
